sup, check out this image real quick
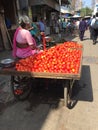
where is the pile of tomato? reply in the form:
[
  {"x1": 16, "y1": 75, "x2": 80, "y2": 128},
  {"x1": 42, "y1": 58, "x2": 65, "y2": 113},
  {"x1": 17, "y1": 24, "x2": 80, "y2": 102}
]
[{"x1": 15, "y1": 41, "x2": 83, "y2": 74}]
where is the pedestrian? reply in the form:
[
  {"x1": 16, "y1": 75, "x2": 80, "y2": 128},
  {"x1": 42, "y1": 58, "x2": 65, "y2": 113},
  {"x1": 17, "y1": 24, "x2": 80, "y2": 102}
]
[
  {"x1": 38, "y1": 18, "x2": 45, "y2": 32},
  {"x1": 91, "y1": 12, "x2": 98, "y2": 44},
  {"x1": 87, "y1": 15, "x2": 95, "y2": 39},
  {"x1": 12, "y1": 15, "x2": 41, "y2": 59},
  {"x1": 62, "y1": 19, "x2": 67, "y2": 32},
  {"x1": 28, "y1": 21, "x2": 41, "y2": 45},
  {"x1": 79, "y1": 18, "x2": 87, "y2": 41},
  {"x1": 75, "y1": 20, "x2": 80, "y2": 30}
]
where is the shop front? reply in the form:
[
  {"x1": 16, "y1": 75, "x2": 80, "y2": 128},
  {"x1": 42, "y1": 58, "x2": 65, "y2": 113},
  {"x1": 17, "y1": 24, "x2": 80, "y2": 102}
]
[{"x1": 29, "y1": 0, "x2": 60, "y2": 35}]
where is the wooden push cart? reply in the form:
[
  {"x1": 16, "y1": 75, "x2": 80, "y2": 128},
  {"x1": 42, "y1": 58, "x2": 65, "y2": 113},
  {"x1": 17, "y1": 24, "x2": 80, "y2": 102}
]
[{"x1": 0, "y1": 60, "x2": 82, "y2": 107}]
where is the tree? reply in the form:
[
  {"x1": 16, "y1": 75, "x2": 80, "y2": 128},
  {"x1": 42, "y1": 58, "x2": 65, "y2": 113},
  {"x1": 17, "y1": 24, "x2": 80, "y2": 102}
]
[{"x1": 80, "y1": 7, "x2": 93, "y2": 16}]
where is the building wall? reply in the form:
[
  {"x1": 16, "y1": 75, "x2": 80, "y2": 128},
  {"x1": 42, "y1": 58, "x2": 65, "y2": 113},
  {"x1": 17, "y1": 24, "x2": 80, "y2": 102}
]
[
  {"x1": 19, "y1": 0, "x2": 28, "y2": 9},
  {"x1": 70, "y1": 0, "x2": 82, "y2": 14},
  {"x1": 91, "y1": 0, "x2": 98, "y2": 9},
  {"x1": 29, "y1": 0, "x2": 60, "y2": 11},
  {"x1": 92, "y1": 0, "x2": 98, "y2": 11},
  {"x1": 92, "y1": 0, "x2": 95, "y2": 9},
  {"x1": 75, "y1": 0, "x2": 82, "y2": 11},
  {"x1": 95, "y1": 0, "x2": 98, "y2": 3},
  {"x1": 71, "y1": 0, "x2": 76, "y2": 11}
]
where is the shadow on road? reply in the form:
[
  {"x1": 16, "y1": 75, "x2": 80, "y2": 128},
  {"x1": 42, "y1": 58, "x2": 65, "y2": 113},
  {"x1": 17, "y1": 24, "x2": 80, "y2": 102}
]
[
  {"x1": 72, "y1": 65, "x2": 93, "y2": 102},
  {"x1": 0, "y1": 67, "x2": 93, "y2": 129},
  {"x1": 25, "y1": 65, "x2": 93, "y2": 111},
  {"x1": 26, "y1": 79, "x2": 64, "y2": 111}
]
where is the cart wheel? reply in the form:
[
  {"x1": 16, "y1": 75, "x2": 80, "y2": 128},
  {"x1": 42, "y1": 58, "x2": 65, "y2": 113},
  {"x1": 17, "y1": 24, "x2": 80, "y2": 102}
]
[
  {"x1": 11, "y1": 76, "x2": 32, "y2": 101},
  {"x1": 67, "y1": 80, "x2": 78, "y2": 109}
]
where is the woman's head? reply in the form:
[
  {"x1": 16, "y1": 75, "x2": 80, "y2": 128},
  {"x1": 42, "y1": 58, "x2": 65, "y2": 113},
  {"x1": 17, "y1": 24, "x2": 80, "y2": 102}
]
[{"x1": 18, "y1": 15, "x2": 31, "y2": 29}]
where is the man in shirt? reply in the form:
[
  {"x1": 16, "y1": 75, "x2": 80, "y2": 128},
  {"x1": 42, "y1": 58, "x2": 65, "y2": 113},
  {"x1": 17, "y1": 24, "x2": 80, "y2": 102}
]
[
  {"x1": 91, "y1": 12, "x2": 98, "y2": 44},
  {"x1": 38, "y1": 18, "x2": 45, "y2": 32},
  {"x1": 79, "y1": 18, "x2": 87, "y2": 41}
]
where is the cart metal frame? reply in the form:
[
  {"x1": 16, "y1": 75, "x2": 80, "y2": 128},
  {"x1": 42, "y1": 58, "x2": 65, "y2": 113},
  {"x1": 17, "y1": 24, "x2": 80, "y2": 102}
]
[{"x1": 0, "y1": 63, "x2": 82, "y2": 107}]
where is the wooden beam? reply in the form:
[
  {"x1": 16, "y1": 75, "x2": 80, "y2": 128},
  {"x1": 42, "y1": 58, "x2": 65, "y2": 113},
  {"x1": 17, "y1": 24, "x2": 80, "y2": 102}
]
[{"x1": 0, "y1": 13, "x2": 11, "y2": 50}]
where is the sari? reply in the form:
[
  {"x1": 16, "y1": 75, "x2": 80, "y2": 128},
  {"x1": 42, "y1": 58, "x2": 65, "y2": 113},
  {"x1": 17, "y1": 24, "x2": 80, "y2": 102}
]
[{"x1": 12, "y1": 27, "x2": 37, "y2": 58}]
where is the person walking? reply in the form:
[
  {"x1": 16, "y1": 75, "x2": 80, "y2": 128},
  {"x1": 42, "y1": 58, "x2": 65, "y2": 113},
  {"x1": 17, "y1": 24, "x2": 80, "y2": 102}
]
[
  {"x1": 87, "y1": 15, "x2": 95, "y2": 40},
  {"x1": 79, "y1": 18, "x2": 87, "y2": 41},
  {"x1": 29, "y1": 21, "x2": 41, "y2": 45},
  {"x1": 38, "y1": 18, "x2": 45, "y2": 32},
  {"x1": 62, "y1": 19, "x2": 67, "y2": 33},
  {"x1": 91, "y1": 12, "x2": 98, "y2": 44}
]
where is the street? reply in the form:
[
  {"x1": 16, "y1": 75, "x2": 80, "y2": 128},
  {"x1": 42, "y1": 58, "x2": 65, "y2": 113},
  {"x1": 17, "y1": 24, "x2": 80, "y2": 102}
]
[{"x1": 0, "y1": 30, "x2": 98, "y2": 130}]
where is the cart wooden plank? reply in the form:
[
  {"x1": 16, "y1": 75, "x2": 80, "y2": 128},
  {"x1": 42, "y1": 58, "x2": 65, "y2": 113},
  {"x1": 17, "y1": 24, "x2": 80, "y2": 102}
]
[
  {"x1": 0, "y1": 67, "x2": 81, "y2": 80},
  {"x1": 0, "y1": 60, "x2": 82, "y2": 80}
]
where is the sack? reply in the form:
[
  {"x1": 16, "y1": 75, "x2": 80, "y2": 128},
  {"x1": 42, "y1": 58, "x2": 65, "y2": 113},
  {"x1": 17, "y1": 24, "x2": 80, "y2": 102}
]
[{"x1": 93, "y1": 19, "x2": 98, "y2": 29}]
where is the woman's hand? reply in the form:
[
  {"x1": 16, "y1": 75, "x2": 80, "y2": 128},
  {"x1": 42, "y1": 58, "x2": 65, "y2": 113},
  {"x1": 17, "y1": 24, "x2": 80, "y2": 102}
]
[
  {"x1": 30, "y1": 44, "x2": 40, "y2": 51},
  {"x1": 28, "y1": 27, "x2": 34, "y2": 31},
  {"x1": 40, "y1": 32, "x2": 45, "y2": 36}
]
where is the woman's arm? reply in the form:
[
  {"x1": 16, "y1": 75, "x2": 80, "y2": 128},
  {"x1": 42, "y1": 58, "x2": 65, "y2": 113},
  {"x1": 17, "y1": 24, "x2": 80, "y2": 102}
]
[
  {"x1": 28, "y1": 26, "x2": 34, "y2": 31},
  {"x1": 29, "y1": 44, "x2": 39, "y2": 50},
  {"x1": 25, "y1": 30, "x2": 40, "y2": 50}
]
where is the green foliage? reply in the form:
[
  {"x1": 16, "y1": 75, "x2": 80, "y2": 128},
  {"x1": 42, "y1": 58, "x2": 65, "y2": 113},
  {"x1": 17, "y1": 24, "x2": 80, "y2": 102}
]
[{"x1": 80, "y1": 7, "x2": 93, "y2": 17}]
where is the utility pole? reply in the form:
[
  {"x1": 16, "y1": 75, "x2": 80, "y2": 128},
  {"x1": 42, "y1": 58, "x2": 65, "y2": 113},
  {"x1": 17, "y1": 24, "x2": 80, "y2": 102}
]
[
  {"x1": 59, "y1": 0, "x2": 61, "y2": 20},
  {"x1": 59, "y1": 0, "x2": 62, "y2": 39},
  {"x1": 71, "y1": 0, "x2": 76, "y2": 13}
]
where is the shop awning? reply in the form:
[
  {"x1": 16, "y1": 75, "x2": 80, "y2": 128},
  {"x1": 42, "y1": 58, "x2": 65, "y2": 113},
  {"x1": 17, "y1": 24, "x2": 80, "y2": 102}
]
[
  {"x1": 62, "y1": 13, "x2": 73, "y2": 18},
  {"x1": 72, "y1": 15, "x2": 81, "y2": 18}
]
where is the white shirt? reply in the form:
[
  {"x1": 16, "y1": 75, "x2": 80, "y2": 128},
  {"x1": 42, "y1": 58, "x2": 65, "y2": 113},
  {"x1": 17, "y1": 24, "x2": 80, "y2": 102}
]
[
  {"x1": 91, "y1": 17, "x2": 98, "y2": 26},
  {"x1": 76, "y1": 21, "x2": 80, "y2": 29}
]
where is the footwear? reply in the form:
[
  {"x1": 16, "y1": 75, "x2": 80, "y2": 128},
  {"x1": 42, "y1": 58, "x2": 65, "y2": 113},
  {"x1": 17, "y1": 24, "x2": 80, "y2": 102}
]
[
  {"x1": 93, "y1": 40, "x2": 96, "y2": 44},
  {"x1": 80, "y1": 39, "x2": 83, "y2": 41}
]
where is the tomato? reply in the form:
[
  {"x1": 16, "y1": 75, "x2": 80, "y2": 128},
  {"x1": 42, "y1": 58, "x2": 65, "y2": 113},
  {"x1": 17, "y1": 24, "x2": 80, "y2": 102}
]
[{"x1": 15, "y1": 41, "x2": 82, "y2": 74}]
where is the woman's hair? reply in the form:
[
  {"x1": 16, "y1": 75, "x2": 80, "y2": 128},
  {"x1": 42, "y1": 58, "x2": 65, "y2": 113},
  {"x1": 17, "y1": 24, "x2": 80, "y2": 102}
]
[{"x1": 18, "y1": 15, "x2": 30, "y2": 28}]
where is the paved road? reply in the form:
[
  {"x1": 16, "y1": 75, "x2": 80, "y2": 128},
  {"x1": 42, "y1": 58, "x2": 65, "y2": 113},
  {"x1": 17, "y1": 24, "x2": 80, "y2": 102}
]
[{"x1": 0, "y1": 30, "x2": 98, "y2": 130}]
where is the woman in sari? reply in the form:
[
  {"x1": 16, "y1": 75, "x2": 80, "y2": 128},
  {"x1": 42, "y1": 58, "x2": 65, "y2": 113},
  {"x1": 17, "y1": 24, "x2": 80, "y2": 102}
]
[{"x1": 12, "y1": 15, "x2": 41, "y2": 59}]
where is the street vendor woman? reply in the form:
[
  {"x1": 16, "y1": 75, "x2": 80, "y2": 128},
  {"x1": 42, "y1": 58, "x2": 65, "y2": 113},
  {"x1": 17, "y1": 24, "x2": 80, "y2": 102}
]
[{"x1": 12, "y1": 15, "x2": 41, "y2": 58}]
